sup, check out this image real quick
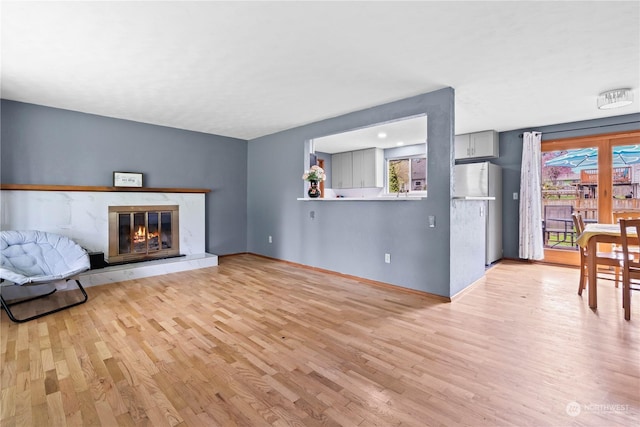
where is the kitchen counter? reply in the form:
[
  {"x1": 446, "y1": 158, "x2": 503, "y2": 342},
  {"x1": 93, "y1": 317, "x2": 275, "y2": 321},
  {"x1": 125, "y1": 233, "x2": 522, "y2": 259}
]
[
  {"x1": 297, "y1": 196, "x2": 426, "y2": 201},
  {"x1": 452, "y1": 196, "x2": 496, "y2": 200}
]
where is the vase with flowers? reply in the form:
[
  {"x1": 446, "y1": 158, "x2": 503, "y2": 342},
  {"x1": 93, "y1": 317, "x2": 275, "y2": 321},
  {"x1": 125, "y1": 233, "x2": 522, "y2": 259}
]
[{"x1": 302, "y1": 165, "x2": 326, "y2": 198}]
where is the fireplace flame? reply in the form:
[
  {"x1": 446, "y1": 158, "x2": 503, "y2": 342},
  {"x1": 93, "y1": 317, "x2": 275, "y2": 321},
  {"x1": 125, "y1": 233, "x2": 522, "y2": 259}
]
[
  {"x1": 133, "y1": 225, "x2": 160, "y2": 244},
  {"x1": 134, "y1": 226, "x2": 146, "y2": 243}
]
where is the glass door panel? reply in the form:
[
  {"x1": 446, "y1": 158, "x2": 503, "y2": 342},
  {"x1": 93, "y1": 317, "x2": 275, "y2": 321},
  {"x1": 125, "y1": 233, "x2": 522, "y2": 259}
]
[
  {"x1": 542, "y1": 147, "x2": 599, "y2": 251},
  {"x1": 133, "y1": 212, "x2": 147, "y2": 253},
  {"x1": 610, "y1": 144, "x2": 640, "y2": 221},
  {"x1": 161, "y1": 212, "x2": 172, "y2": 249},
  {"x1": 118, "y1": 213, "x2": 131, "y2": 254}
]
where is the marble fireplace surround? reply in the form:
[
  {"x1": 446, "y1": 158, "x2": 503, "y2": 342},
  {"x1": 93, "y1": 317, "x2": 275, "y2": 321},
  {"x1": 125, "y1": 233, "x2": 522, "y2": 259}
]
[{"x1": 0, "y1": 184, "x2": 218, "y2": 287}]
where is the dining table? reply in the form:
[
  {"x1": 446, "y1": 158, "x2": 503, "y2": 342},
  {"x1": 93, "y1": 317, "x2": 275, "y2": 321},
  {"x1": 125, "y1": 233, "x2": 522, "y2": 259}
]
[{"x1": 576, "y1": 223, "x2": 638, "y2": 309}]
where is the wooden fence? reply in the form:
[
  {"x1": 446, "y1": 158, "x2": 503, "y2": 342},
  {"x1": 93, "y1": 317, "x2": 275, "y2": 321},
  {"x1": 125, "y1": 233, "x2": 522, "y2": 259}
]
[{"x1": 542, "y1": 197, "x2": 640, "y2": 222}]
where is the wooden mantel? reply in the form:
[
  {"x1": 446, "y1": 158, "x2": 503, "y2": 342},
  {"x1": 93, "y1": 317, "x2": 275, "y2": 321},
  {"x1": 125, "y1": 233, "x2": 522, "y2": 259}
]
[{"x1": 0, "y1": 184, "x2": 211, "y2": 193}]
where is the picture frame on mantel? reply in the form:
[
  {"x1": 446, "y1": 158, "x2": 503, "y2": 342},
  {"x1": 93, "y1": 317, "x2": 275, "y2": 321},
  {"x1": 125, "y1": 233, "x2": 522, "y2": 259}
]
[{"x1": 113, "y1": 171, "x2": 143, "y2": 188}]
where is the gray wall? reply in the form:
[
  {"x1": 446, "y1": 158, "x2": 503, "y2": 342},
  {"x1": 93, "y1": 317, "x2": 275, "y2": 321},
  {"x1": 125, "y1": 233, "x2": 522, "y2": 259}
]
[
  {"x1": 494, "y1": 113, "x2": 640, "y2": 259},
  {"x1": 384, "y1": 143, "x2": 427, "y2": 159},
  {"x1": 247, "y1": 89, "x2": 457, "y2": 297},
  {"x1": 450, "y1": 199, "x2": 486, "y2": 296},
  {"x1": 6, "y1": 96, "x2": 632, "y2": 295},
  {"x1": 0, "y1": 100, "x2": 248, "y2": 255}
]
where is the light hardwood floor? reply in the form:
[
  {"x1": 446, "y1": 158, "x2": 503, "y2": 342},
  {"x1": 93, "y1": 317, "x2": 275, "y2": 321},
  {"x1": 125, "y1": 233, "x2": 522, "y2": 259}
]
[{"x1": 1, "y1": 255, "x2": 638, "y2": 426}]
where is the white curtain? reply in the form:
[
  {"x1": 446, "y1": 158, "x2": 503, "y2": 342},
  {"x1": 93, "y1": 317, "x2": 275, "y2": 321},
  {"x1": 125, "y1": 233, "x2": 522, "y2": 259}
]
[{"x1": 519, "y1": 131, "x2": 544, "y2": 260}]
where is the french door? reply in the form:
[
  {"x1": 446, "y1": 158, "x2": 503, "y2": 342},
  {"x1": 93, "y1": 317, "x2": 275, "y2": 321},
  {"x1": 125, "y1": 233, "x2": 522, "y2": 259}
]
[{"x1": 541, "y1": 130, "x2": 640, "y2": 266}]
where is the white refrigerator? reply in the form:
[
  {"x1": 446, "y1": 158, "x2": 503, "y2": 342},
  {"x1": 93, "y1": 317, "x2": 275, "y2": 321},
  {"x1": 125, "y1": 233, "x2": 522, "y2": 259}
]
[{"x1": 454, "y1": 162, "x2": 503, "y2": 264}]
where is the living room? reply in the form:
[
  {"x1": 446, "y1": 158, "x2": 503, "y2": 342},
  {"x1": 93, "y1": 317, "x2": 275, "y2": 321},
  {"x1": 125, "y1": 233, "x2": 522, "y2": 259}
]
[{"x1": 1, "y1": 2, "x2": 639, "y2": 426}]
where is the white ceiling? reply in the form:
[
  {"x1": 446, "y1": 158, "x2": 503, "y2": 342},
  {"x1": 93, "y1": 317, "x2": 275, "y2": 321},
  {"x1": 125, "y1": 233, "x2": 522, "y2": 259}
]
[
  {"x1": 1, "y1": 1, "x2": 639, "y2": 141},
  {"x1": 313, "y1": 114, "x2": 428, "y2": 154}
]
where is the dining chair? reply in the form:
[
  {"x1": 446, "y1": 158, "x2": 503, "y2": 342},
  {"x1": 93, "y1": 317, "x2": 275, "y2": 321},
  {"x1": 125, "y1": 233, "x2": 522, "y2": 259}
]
[
  {"x1": 573, "y1": 213, "x2": 623, "y2": 295},
  {"x1": 612, "y1": 211, "x2": 640, "y2": 259},
  {"x1": 612, "y1": 210, "x2": 640, "y2": 223},
  {"x1": 618, "y1": 218, "x2": 640, "y2": 320}
]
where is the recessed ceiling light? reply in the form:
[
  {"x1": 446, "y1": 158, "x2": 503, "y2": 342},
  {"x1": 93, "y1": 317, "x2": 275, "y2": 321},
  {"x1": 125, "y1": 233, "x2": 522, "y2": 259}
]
[
  {"x1": 597, "y1": 88, "x2": 634, "y2": 109},
  {"x1": 377, "y1": 132, "x2": 387, "y2": 139},
  {"x1": 396, "y1": 141, "x2": 404, "y2": 146}
]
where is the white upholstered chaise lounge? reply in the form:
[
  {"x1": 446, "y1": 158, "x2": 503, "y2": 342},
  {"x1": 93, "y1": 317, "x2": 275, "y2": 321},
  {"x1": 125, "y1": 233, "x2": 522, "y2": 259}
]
[{"x1": 0, "y1": 230, "x2": 90, "y2": 322}]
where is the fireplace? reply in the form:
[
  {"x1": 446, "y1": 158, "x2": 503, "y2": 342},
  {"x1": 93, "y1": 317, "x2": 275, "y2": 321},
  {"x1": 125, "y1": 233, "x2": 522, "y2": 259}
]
[{"x1": 108, "y1": 205, "x2": 180, "y2": 264}]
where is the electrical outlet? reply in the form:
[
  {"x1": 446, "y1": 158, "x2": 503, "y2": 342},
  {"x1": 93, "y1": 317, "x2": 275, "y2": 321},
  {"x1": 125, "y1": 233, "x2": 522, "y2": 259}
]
[
  {"x1": 268, "y1": 235, "x2": 272, "y2": 243},
  {"x1": 513, "y1": 192, "x2": 519, "y2": 200},
  {"x1": 385, "y1": 253, "x2": 391, "y2": 263}
]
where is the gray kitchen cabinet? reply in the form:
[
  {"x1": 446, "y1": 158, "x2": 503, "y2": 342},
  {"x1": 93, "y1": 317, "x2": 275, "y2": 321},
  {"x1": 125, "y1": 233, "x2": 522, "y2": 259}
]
[
  {"x1": 455, "y1": 130, "x2": 499, "y2": 160},
  {"x1": 352, "y1": 148, "x2": 383, "y2": 188},
  {"x1": 332, "y1": 151, "x2": 353, "y2": 189},
  {"x1": 332, "y1": 148, "x2": 383, "y2": 189}
]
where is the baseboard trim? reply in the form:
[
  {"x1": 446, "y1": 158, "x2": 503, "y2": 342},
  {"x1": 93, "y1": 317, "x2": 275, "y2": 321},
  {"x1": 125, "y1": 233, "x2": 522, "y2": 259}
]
[
  {"x1": 217, "y1": 252, "x2": 249, "y2": 259},
  {"x1": 229, "y1": 252, "x2": 451, "y2": 303},
  {"x1": 450, "y1": 275, "x2": 486, "y2": 302}
]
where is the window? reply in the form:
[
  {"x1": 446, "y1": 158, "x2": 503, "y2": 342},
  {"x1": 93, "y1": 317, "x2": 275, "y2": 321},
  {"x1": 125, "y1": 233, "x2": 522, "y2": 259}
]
[{"x1": 388, "y1": 156, "x2": 427, "y2": 193}]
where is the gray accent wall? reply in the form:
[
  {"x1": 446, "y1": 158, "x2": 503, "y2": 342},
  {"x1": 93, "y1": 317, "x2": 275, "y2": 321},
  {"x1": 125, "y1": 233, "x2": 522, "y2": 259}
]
[
  {"x1": 0, "y1": 100, "x2": 248, "y2": 255},
  {"x1": 247, "y1": 89, "x2": 461, "y2": 297},
  {"x1": 494, "y1": 113, "x2": 640, "y2": 259}
]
